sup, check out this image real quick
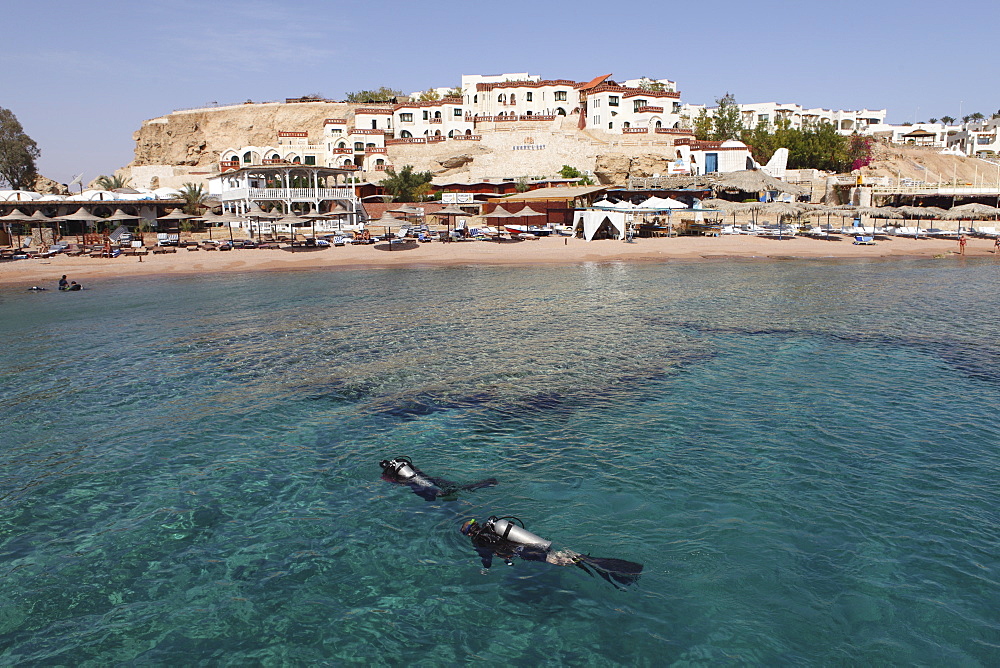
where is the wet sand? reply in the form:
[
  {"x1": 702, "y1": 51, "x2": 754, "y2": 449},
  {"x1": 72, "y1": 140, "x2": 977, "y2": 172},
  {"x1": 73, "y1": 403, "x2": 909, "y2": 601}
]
[{"x1": 1, "y1": 235, "x2": 992, "y2": 288}]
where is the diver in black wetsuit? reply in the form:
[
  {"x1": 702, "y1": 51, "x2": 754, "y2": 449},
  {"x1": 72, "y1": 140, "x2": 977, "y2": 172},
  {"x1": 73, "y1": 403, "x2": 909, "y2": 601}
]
[
  {"x1": 460, "y1": 516, "x2": 643, "y2": 588},
  {"x1": 379, "y1": 456, "x2": 498, "y2": 502}
]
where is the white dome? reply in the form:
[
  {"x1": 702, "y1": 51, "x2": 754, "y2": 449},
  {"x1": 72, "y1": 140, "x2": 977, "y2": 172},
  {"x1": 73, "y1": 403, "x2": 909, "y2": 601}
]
[{"x1": 720, "y1": 140, "x2": 747, "y2": 149}]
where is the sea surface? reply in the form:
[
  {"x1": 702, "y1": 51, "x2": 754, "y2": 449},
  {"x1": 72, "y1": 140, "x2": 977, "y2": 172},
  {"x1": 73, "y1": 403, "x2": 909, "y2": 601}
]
[{"x1": 1, "y1": 258, "x2": 998, "y2": 666}]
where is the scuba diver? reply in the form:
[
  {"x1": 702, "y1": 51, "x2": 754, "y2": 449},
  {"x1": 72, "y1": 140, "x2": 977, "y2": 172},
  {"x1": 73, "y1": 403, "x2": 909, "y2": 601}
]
[
  {"x1": 379, "y1": 456, "x2": 498, "y2": 502},
  {"x1": 460, "y1": 515, "x2": 643, "y2": 588}
]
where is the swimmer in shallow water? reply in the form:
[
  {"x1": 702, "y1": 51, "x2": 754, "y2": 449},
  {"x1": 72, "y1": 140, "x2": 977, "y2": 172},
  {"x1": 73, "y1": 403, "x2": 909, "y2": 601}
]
[
  {"x1": 379, "y1": 456, "x2": 497, "y2": 501},
  {"x1": 460, "y1": 515, "x2": 643, "y2": 588}
]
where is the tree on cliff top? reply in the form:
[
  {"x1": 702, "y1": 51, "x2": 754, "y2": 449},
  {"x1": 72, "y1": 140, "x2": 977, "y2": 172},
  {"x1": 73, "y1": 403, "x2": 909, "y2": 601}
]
[
  {"x1": 0, "y1": 107, "x2": 40, "y2": 191},
  {"x1": 346, "y1": 87, "x2": 403, "y2": 103},
  {"x1": 380, "y1": 165, "x2": 433, "y2": 202}
]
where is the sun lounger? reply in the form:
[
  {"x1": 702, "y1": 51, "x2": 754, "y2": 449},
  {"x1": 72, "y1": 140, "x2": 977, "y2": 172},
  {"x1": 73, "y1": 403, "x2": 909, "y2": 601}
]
[{"x1": 853, "y1": 236, "x2": 876, "y2": 245}]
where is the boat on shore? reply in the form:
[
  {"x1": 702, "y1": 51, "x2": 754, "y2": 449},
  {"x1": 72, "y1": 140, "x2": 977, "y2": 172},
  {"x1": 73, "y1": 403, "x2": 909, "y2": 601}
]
[{"x1": 505, "y1": 225, "x2": 553, "y2": 237}]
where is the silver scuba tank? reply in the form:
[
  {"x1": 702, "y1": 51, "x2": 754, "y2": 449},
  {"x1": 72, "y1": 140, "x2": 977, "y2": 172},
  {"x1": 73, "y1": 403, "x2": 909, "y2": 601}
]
[
  {"x1": 487, "y1": 516, "x2": 552, "y2": 549},
  {"x1": 381, "y1": 458, "x2": 435, "y2": 488}
]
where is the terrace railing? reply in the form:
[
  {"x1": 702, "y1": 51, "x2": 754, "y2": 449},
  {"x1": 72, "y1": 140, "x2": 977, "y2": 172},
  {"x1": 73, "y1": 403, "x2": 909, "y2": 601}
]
[{"x1": 219, "y1": 187, "x2": 356, "y2": 201}]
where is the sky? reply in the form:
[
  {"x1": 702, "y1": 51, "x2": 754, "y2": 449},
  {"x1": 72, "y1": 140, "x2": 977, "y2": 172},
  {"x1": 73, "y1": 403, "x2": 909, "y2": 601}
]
[{"x1": 2, "y1": 0, "x2": 997, "y2": 185}]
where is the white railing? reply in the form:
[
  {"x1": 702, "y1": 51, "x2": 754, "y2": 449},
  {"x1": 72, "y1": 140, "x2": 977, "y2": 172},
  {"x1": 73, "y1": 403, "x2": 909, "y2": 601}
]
[
  {"x1": 870, "y1": 184, "x2": 1000, "y2": 195},
  {"x1": 219, "y1": 187, "x2": 355, "y2": 201}
]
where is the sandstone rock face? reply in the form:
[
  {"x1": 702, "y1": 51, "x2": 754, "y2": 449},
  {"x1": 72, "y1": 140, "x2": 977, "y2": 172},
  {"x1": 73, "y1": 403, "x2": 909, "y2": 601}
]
[
  {"x1": 593, "y1": 153, "x2": 674, "y2": 184},
  {"x1": 33, "y1": 175, "x2": 69, "y2": 195},
  {"x1": 127, "y1": 102, "x2": 352, "y2": 188},
  {"x1": 124, "y1": 102, "x2": 683, "y2": 189}
]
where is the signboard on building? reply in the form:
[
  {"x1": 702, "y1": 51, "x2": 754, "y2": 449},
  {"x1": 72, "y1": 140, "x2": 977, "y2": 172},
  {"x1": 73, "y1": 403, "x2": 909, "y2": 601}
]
[{"x1": 442, "y1": 193, "x2": 474, "y2": 204}]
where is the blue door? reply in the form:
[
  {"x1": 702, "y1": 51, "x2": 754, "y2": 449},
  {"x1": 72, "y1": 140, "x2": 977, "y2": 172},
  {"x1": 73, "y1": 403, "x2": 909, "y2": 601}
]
[{"x1": 705, "y1": 153, "x2": 719, "y2": 173}]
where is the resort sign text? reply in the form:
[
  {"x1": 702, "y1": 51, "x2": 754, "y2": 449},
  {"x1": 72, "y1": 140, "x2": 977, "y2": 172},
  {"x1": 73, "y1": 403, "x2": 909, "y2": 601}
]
[{"x1": 512, "y1": 136, "x2": 546, "y2": 151}]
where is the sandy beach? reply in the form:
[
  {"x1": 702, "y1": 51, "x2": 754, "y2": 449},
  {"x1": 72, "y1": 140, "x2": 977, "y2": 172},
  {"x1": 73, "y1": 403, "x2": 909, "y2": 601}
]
[{"x1": 1, "y1": 235, "x2": 992, "y2": 287}]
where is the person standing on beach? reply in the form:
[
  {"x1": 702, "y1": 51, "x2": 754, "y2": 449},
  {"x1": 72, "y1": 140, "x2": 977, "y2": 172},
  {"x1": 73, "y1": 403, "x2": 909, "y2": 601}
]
[
  {"x1": 994, "y1": 236, "x2": 999, "y2": 254},
  {"x1": 959, "y1": 235, "x2": 967, "y2": 256},
  {"x1": 58, "y1": 275, "x2": 68, "y2": 290}
]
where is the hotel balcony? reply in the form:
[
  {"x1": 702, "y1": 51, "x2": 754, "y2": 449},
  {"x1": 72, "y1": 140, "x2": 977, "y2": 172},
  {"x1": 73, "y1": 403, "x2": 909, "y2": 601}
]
[
  {"x1": 220, "y1": 160, "x2": 241, "y2": 172},
  {"x1": 219, "y1": 187, "x2": 356, "y2": 202},
  {"x1": 635, "y1": 106, "x2": 664, "y2": 114},
  {"x1": 365, "y1": 147, "x2": 387, "y2": 154}
]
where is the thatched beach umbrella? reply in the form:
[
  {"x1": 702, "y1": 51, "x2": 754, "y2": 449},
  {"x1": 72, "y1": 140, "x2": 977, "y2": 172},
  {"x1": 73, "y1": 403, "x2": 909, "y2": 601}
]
[
  {"x1": 377, "y1": 211, "x2": 409, "y2": 248},
  {"x1": 761, "y1": 201, "x2": 804, "y2": 238},
  {"x1": 27, "y1": 209, "x2": 55, "y2": 244},
  {"x1": 892, "y1": 205, "x2": 943, "y2": 238},
  {"x1": 299, "y1": 211, "x2": 332, "y2": 238},
  {"x1": 158, "y1": 208, "x2": 196, "y2": 243},
  {"x1": 481, "y1": 206, "x2": 515, "y2": 236},
  {"x1": 277, "y1": 211, "x2": 308, "y2": 240},
  {"x1": 943, "y1": 203, "x2": 1000, "y2": 235},
  {"x1": 214, "y1": 209, "x2": 245, "y2": 244},
  {"x1": 432, "y1": 204, "x2": 470, "y2": 240},
  {"x1": 1, "y1": 208, "x2": 33, "y2": 247},
  {"x1": 711, "y1": 169, "x2": 807, "y2": 197}
]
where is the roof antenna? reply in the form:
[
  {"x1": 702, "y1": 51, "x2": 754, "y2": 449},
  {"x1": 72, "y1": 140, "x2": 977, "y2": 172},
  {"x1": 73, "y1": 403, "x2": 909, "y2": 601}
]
[{"x1": 69, "y1": 173, "x2": 84, "y2": 194}]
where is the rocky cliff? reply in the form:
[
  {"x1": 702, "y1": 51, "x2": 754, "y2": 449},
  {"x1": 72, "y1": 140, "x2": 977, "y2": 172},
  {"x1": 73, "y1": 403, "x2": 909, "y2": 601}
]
[{"x1": 124, "y1": 102, "x2": 684, "y2": 189}]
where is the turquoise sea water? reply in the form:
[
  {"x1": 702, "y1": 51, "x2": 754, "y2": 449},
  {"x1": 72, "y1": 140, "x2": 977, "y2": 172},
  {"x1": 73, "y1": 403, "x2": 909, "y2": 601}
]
[{"x1": 1, "y1": 259, "x2": 998, "y2": 665}]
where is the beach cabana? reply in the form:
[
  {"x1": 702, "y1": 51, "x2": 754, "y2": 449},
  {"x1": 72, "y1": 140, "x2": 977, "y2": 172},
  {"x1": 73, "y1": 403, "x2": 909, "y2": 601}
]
[{"x1": 573, "y1": 208, "x2": 628, "y2": 241}]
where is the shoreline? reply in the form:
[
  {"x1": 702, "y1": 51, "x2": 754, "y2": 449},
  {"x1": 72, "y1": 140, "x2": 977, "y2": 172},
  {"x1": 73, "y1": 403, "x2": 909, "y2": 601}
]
[{"x1": 1, "y1": 235, "x2": 992, "y2": 287}]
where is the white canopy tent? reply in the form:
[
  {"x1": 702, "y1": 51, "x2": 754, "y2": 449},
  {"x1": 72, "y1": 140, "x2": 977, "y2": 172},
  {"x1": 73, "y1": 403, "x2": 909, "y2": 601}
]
[
  {"x1": 572, "y1": 209, "x2": 628, "y2": 241},
  {"x1": 637, "y1": 196, "x2": 687, "y2": 210}
]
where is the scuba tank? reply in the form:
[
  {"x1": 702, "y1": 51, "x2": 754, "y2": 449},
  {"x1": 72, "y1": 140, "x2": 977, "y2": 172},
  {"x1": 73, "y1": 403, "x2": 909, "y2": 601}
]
[
  {"x1": 485, "y1": 516, "x2": 552, "y2": 549},
  {"x1": 379, "y1": 457, "x2": 436, "y2": 488}
]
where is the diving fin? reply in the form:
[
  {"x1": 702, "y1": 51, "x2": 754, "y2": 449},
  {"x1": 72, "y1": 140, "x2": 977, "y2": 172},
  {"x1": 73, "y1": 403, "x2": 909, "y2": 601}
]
[{"x1": 575, "y1": 555, "x2": 643, "y2": 587}]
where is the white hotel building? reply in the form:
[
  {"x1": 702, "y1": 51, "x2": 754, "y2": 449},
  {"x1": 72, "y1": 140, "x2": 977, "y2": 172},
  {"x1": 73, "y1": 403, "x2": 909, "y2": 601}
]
[{"x1": 684, "y1": 101, "x2": 887, "y2": 135}]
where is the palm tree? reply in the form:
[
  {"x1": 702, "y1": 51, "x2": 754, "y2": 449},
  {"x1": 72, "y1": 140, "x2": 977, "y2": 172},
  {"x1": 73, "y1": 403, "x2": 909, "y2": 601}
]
[
  {"x1": 941, "y1": 115, "x2": 955, "y2": 126},
  {"x1": 928, "y1": 118, "x2": 938, "y2": 125},
  {"x1": 94, "y1": 174, "x2": 130, "y2": 190},
  {"x1": 178, "y1": 182, "x2": 207, "y2": 215}
]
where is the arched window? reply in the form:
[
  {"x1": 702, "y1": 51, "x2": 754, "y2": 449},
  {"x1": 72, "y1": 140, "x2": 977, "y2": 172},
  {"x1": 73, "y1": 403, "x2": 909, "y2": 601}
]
[
  {"x1": 366, "y1": 143, "x2": 375, "y2": 148},
  {"x1": 354, "y1": 142, "x2": 364, "y2": 151},
  {"x1": 623, "y1": 122, "x2": 630, "y2": 128},
  {"x1": 337, "y1": 142, "x2": 346, "y2": 148},
  {"x1": 376, "y1": 158, "x2": 385, "y2": 166},
  {"x1": 435, "y1": 130, "x2": 441, "y2": 136},
  {"x1": 434, "y1": 111, "x2": 441, "y2": 119},
  {"x1": 292, "y1": 156, "x2": 301, "y2": 164},
  {"x1": 510, "y1": 93, "x2": 516, "y2": 104},
  {"x1": 270, "y1": 153, "x2": 280, "y2": 161},
  {"x1": 401, "y1": 130, "x2": 412, "y2": 138},
  {"x1": 498, "y1": 94, "x2": 505, "y2": 104},
  {"x1": 465, "y1": 129, "x2": 472, "y2": 136},
  {"x1": 242, "y1": 151, "x2": 251, "y2": 163},
  {"x1": 556, "y1": 107, "x2": 566, "y2": 116},
  {"x1": 448, "y1": 130, "x2": 454, "y2": 138},
  {"x1": 473, "y1": 94, "x2": 477, "y2": 103},
  {"x1": 655, "y1": 120, "x2": 662, "y2": 129}
]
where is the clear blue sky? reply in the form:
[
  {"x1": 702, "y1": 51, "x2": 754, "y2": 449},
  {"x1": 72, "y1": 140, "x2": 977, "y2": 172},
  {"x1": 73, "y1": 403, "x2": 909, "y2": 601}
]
[{"x1": 3, "y1": 0, "x2": 996, "y2": 185}]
